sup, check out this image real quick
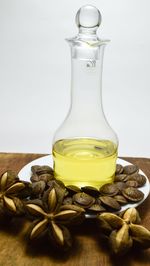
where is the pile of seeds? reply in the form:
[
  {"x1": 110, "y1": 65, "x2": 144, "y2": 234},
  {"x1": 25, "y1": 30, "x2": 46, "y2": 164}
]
[
  {"x1": 30, "y1": 164, "x2": 146, "y2": 214},
  {"x1": 0, "y1": 163, "x2": 149, "y2": 255}
]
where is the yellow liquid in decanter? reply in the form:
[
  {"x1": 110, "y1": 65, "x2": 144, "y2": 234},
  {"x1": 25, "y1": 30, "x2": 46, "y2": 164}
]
[{"x1": 53, "y1": 138, "x2": 117, "y2": 188}]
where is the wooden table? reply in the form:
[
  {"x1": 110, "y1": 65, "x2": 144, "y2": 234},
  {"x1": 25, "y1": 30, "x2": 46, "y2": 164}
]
[{"x1": 0, "y1": 153, "x2": 150, "y2": 266}]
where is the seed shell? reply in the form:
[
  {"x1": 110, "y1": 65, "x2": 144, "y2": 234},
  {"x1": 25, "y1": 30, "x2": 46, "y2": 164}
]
[
  {"x1": 100, "y1": 196, "x2": 121, "y2": 211},
  {"x1": 100, "y1": 183, "x2": 119, "y2": 196},
  {"x1": 122, "y1": 187, "x2": 144, "y2": 202},
  {"x1": 126, "y1": 174, "x2": 146, "y2": 187},
  {"x1": 88, "y1": 203, "x2": 105, "y2": 212},
  {"x1": 126, "y1": 180, "x2": 138, "y2": 188},
  {"x1": 115, "y1": 164, "x2": 124, "y2": 175},
  {"x1": 66, "y1": 185, "x2": 81, "y2": 195},
  {"x1": 114, "y1": 182, "x2": 128, "y2": 192},
  {"x1": 114, "y1": 174, "x2": 128, "y2": 182},
  {"x1": 113, "y1": 195, "x2": 128, "y2": 205},
  {"x1": 72, "y1": 192, "x2": 95, "y2": 208},
  {"x1": 123, "y1": 165, "x2": 139, "y2": 175}
]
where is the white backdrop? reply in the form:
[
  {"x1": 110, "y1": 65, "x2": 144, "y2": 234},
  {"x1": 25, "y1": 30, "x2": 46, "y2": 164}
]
[{"x1": 0, "y1": 0, "x2": 150, "y2": 157}]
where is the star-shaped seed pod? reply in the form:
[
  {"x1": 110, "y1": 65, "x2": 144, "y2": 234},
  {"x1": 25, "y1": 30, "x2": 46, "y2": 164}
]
[
  {"x1": 25, "y1": 184, "x2": 85, "y2": 250},
  {"x1": 97, "y1": 207, "x2": 150, "y2": 255},
  {"x1": 0, "y1": 171, "x2": 26, "y2": 215}
]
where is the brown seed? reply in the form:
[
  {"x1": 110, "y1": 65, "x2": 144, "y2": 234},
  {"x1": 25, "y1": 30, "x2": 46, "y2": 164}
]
[
  {"x1": 122, "y1": 187, "x2": 144, "y2": 202},
  {"x1": 126, "y1": 180, "x2": 138, "y2": 188},
  {"x1": 81, "y1": 186, "x2": 100, "y2": 197},
  {"x1": 39, "y1": 173, "x2": 54, "y2": 183},
  {"x1": 72, "y1": 192, "x2": 95, "y2": 208},
  {"x1": 100, "y1": 196, "x2": 121, "y2": 211},
  {"x1": 115, "y1": 164, "x2": 124, "y2": 175},
  {"x1": 114, "y1": 174, "x2": 128, "y2": 182},
  {"x1": 114, "y1": 182, "x2": 128, "y2": 192},
  {"x1": 66, "y1": 185, "x2": 81, "y2": 195},
  {"x1": 30, "y1": 174, "x2": 39, "y2": 183},
  {"x1": 126, "y1": 174, "x2": 146, "y2": 187},
  {"x1": 113, "y1": 195, "x2": 128, "y2": 205},
  {"x1": 47, "y1": 180, "x2": 65, "y2": 190},
  {"x1": 123, "y1": 165, "x2": 139, "y2": 175},
  {"x1": 88, "y1": 203, "x2": 105, "y2": 212},
  {"x1": 136, "y1": 174, "x2": 147, "y2": 187},
  {"x1": 100, "y1": 183, "x2": 119, "y2": 196},
  {"x1": 31, "y1": 165, "x2": 53, "y2": 176}
]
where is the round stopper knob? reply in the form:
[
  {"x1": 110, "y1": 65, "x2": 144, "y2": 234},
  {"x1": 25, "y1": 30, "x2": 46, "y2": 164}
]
[{"x1": 76, "y1": 5, "x2": 101, "y2": 28}]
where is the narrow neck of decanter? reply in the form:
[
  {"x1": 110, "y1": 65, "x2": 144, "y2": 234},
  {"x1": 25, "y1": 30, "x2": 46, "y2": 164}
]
[{"x1": 69, "y1": 44, "x2": 106, "y2": 121}]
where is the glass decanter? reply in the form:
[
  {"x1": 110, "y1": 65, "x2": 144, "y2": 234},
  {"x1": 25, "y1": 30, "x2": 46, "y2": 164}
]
[{"x1": 52, "y1": 5, "x2": 118, "y2": 188}]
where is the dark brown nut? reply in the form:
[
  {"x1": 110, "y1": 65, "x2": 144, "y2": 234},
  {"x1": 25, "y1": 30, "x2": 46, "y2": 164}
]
[
  {"x1": 135, "y1": 174, "x2": 146, "y2": 187},
  {"x1": 114, "y1": 174, "x2": 128, "y2": 182},
  {"x1": 30, "y1": 174, "x2": 39, "y2": 183},
  {"x1": 126, "y1": 180, "x2": 138, "y2": 188},
  {"x1": 88, "y1": 203, "x2": 106, "y2": 212},
  {"x1": 113, "y1": 195, "x2": 128, "y2": 205},
  {"x1": 123, "y1": 165, "x2": 139, "y2": 175},
  {"x1": 114, "y1": 182, "x2": 128, "y2": 192},
  {"x1": 31, "y1": 165, "x2": 53, "y2": 176},
  {"x1": 31, "y1": 181, "x2": 46, "y2": 196},
  {"x1": 81, "y1": 186, "x2": 100, "y2": 197},
  {"x1": 122, "y1": 187, "x2": 144, "y2": 202},
  {"x1": 47, "y1": 179, "x2": 66, "y2": 190},
  {"x1": 39, "y1": 173, "x2": 54, "y2": 183},
  {"x1": 115, "y1": 164, "x2": 124, "y2": 175},
  {"x1": 126, "y1": 174, "x2": 146, "y2": 187},
  {"x1": 100, "y1": 183, "x2": 119, "y2": 196},
  {"x1": 66, "y1": 185, "x2": 81, "y2": 195},
  {"x1": 72, "y1": 192, "x2": 95, "y2": 208},
  {"x1": 63, "y1": 197, "x2": 73, "y2": 205},
  {"x1": 100, "y1": 196, "x2": 121, "y2": 211}
]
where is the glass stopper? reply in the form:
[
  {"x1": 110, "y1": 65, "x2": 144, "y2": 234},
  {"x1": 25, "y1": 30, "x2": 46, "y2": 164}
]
[{"x1": 75, "y1": 5, "x2": 101, "y2": 29}]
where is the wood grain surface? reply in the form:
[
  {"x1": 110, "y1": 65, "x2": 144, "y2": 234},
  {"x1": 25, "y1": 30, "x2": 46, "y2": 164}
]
[{"x1": 0, "y1": 153, "x2": 150, "y2": 266}]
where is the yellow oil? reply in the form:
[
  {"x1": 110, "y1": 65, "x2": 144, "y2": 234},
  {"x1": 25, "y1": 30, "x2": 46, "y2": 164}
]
[{"x1": 52, "y1": 138, "x2": 117, "y2": 188}]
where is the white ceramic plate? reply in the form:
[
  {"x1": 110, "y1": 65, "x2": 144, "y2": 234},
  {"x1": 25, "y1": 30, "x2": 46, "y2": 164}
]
[{"x1": 18, "y1": 155, "x2": 150, "y2": 213}]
